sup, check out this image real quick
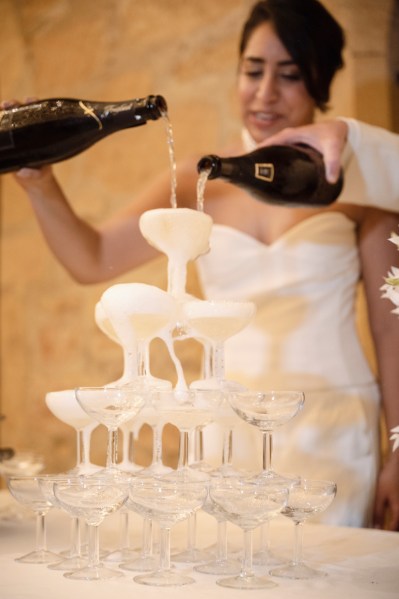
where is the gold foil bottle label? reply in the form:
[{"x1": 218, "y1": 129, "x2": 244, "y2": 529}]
[
  {"x1": 255, "y1": 163, "x2": 274, "y2": 182},
  {"x1": 79, "y1": 101, "x2": 103, "y2": 130}
]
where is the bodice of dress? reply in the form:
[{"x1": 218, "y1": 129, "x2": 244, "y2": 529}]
[{"x1": 196, "y1": 212, "x2": 376, "y2": 391}]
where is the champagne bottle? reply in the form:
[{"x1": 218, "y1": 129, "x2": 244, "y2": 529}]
[
  {"x1": 197, "y1": 143, "x2": 343, "y2": 207},
  {"x1": 0, "y1": 95, "x2": 167, "y2": 173}
]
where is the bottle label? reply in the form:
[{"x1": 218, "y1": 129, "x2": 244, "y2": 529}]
[
  {"x1": 79, "y1": 101, "x2": 103, "y2": 130},
  {"x1": 255, "y1": 163, "x2": 274, "y2": 182}
]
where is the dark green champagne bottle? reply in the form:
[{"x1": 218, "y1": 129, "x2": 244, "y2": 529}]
[
  {"x1": 0, "y1": 95, "x2": 167, "y2": 173},
  {"x1": 197, "y1": 143, "x2": 343, "y2": 207}
]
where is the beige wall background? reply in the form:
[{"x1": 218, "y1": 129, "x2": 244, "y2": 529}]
[{"x1": 0, "y1": 0, "x2": 397, "y2": 474}]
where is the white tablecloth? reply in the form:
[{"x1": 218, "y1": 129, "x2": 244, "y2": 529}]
[{"x1": 0, "y1": 489, "x2": 398, "y2": 599}]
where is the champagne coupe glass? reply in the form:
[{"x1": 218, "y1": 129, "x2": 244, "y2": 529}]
[
  {"x1": 157, "y1": 388, "x2": 222, "y2": 563},
  {"x1": 127, "y1": 474, "x2": 209, "y2": 586},
  {"x1": 209, "y1": 477, "x2": 288, "y2": 590},
  {"x1": 183, "y1": 299, "x2": 255, "y2": 391},
  {"x1": 229, "y1": 389, "x2": 304, "y2": 566},
  {"x1": 156, "y1": 388, "x2": 222, "y2": 477},
  {"x1": 119, "y1": 395, "x2": 172, "y2": 573},
  {"x1": 100, "y1": 282, "x2": 177, "y2": 389},
  {"x1": 139, "y1": 208, "x2": 213, "y2": 300},
  {"x1": 7, "y1": 475, "x2": 60, "y2": 564},
  {"x1": 46, "y1": 389, "x2": 99, "y2": 474},
  {"x1": 194, "y1": 471, "x2": 241, "y2": 576},
  {"x1": 54, "y1": 476, "x2": 129, "y2": 580},
  {"x1": 94, "y1": 301, "x2": 138, "y2": 385},
  {"x1": 95, "y1": 302, "x2": 145, "y2": 473},
  {"x1": 95, "y1": 302, "x2": 147, "y2": 563},
  {"x1": 194, "y1": 402, "x2": 244, "y2": 575},
  {"x1": 229, "y1": 390, "x2": 305, "y2": 481},
  {"x1": 75, "y1": 386, "x2": 146, "y2": 478},
  {"x1": 271, "y1": 478, "x2": 337, "y2": 580},
  {"x1": 39, "y1": 473, "x2": 87, "y2": 571}
]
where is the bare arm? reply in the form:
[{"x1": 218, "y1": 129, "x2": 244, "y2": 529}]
[
  {"x1": 358, "y1": 207, "x2": 399, "y2": 530},
  {"x1": 13, "y1": 158, "x2": 199, "y2": 284}
]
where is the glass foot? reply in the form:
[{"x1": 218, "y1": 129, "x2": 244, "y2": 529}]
[
  {"x1": 134, "y1": 569, "x2": 195, "y2": 586},
  {"x1": 216, "y1": 573, "x2": 277, "y2": 590},
  {"x1": 103, "y1": 548, "x2": 137, "y2": 563},
  {"x1": 173, "y1": 546, "x2": 210, "y2": 564},
  {"x1": 195, "y1": 558, "x2": 241, "y2": 575},
  {"x1": 271, "y1": 561, "x2": 327, "y2": 580},
  {"x1": 64, "y1": 564, "x2": 123, "y2": 580},
  {"x1": 253, "y1": 548, "x2": 284, "y2": 567},
  {"x1": 120, "y1": 555, "x2": 158, "y2": 572},
  {"x1": 48, "y1": 555, "x2": 87, "y2": 570},
  {"x1": 16, "y1": 549, "x2": 60, "y2": 564}
]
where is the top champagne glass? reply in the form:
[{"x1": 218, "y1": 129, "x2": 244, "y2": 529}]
[{"x1": 139, "y1": 208, "x2": 213, "y2": 300}]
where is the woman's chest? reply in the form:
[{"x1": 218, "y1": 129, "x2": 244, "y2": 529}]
[{"x1": 203, "y1": 181, "x2": 361, "y2": 246}]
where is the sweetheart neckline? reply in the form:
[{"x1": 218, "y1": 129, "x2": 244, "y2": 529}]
[{"x1": 210, "y1": 211, "x2": 355, "y2": 249}]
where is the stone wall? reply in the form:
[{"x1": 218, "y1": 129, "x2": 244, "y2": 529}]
[{"x1": 0, "y1": 0, "x2": 396, "y2": 474}]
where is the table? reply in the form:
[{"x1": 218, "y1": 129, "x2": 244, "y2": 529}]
[{"x1": 0, "y1": 489, "x2": 398, "y2": 599}]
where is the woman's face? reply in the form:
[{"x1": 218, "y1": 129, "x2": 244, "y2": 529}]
[{"x1": 238, "y1": 22, "x2": 316, "y2": 143}]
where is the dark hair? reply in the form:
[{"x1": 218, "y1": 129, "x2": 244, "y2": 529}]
[{"x1": 239, "y1": 0, "x2": 345, "y2": 111}]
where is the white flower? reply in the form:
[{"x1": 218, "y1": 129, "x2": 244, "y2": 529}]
[
  {"x1": 390, "y1": 426, "x2": 399, "y2": 452},
  {"x1": 388, "y1": 231, "x2": 399, "y2": 250},
  {"x1": 382, "y1": 229, "x2": 399, "y2": 452},
  {"x1": 381, "y1": 229, "x2": 399, "y2": 316}
]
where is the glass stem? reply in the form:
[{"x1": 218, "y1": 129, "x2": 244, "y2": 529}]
[
  {"x1": 123, "y1": 348, "x2": 138, "y2": 381},
  {"x1": 106, "y1": 427, "x2": 118, "y2": 469},
  {"x1": 35, "y1": 512, "x2": 47, "y2": 552},
  {"x1": 216, "y1": 519, "x2": 228, "y2": 561},
  {"x1": 81, "y1": 426, "x2": 94, "y2": 467},
  {"x1": 120, "y1": 511, "x2": 130, "y2": 549},
  {"x1": 195, "y1": 427, "x2": 204, "y2": 463},
  {"x1": 136, "y1": 340, "x2": 147, "y2": 377},
  {"x1": 262, "y1": 431, "x2": 273, "y2": 473},
  {"x1": 241, "y1": 529, "x2": 254, "y2": 578},
  {"x1": 121, "y1": 425, "x2": 130, "y2": 465},
  {"x1": 127, "y1": 348, "x2": 139, "y2": 381},
  {"x1": 75, "y1": 429, "x2": 83, "y2": 469},
  {"x1": 186, "y1": 512, "x2": 197, "y2": 551},
  {"x1": 167, "y1": 258, "x2": 187, "y2": 299},
  {"x1": 159, "y1": 526, "x2": 171, "y2": 573},
  {"x1": 141, "y1": 517, "x2": 153, "y2": 558},
  {"x1": 152, "y1": 424, "x2": 163, "y2": 466},
  {"x1": 70, "y1": 516, "x2": 81, "y2": 557},
  {"x1": 201, "y1": 339, "x2": 212, "y2": 379},
  {"x1": 178, "y1": 431, "x2": 189, "y2": 469},
  {"x1": 212, "y1": 341, "x2": 225, "y2": 384},
  {"x1": 222, "y1": 428, "x2": 233, "y2": 467},
  {"x1": 87, "y1": 524, "x2": 100, "y2": 568},
  {"x1": 260, "y1": 520, "x2": 271, "y2": 558},
  {"x1": 292, "y1": 521, "x2": 304, "y2": 566}
]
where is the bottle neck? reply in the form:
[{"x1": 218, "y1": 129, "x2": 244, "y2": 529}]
[{"x1": 94, "y1": 96, "x2": 165, "y2": 131}]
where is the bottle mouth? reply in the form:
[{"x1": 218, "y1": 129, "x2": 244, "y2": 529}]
[
  {"x1": 148, "y1": 95, "x2": 168, "y2": 116},
  {"x1": 197, "y1": 154, "x2": 219, "y2": 177}
]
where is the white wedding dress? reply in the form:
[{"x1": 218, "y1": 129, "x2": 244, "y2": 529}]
[{"x1": 197, "y1": 212, "x2": 380, "y2": 527}]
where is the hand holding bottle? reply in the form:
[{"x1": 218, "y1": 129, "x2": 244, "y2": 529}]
[
  {"x1": 1, "y1": 98, "x2": 61, "y2": 196},
  {"x1": 257, "y1": 119, "x2": 348, "y2": 184},
  {"x1": 197, "y1": 141, "x2": 344, "y2": 207},
  {"x1": 0, "y1": 95, "x2": 167, "y2": 174}
]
